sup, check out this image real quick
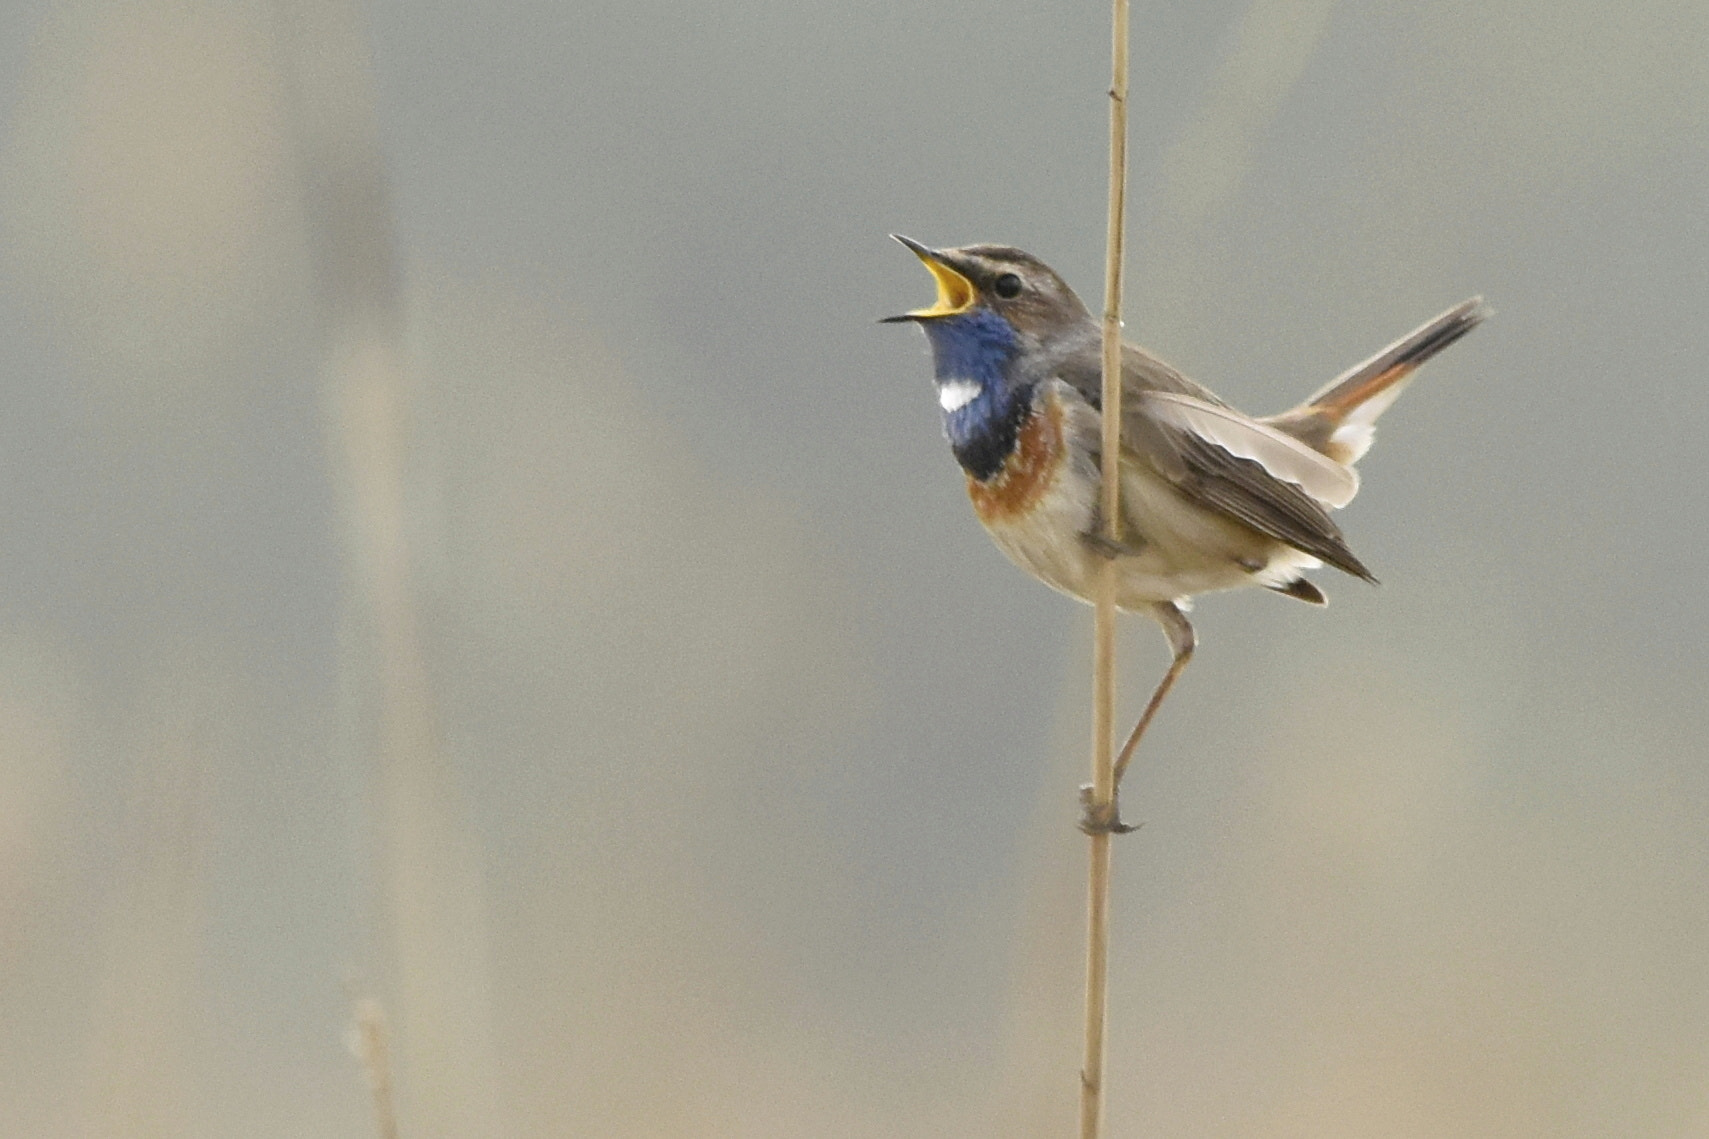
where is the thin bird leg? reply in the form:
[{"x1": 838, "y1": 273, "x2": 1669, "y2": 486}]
[
  {"x1": 1113, "y1": 603, "x2": 1196, "y2": 787},
  {"x1": 1080, "y1": 602, "x2": 1196, "y2": 835}
]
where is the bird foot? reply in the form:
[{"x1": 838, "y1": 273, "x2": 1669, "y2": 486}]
[{"x1": 1078, "y1": 785, "x2": 1139, "y2": 835}]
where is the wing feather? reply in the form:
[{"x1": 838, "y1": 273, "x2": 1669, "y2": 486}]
[
  {"x1": 1142, "y1": 392, "x2": 1360, "y2": 508},
  {"x1": 1128, "y1": 395, "x2": 1375, "y2": 582}
]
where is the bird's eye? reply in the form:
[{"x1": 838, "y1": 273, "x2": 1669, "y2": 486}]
[{"x1": 993, "y1": 273, "x2": 1023, "y2": 299}]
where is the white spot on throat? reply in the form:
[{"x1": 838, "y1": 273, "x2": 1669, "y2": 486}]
[{"x1": 938, "y1": 379, "x2": 982, "y2": 412}]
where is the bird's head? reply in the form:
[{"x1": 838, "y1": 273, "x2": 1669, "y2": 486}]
[{"x1": 882, "y1": 236, "x2": 1093, "y2": 389}]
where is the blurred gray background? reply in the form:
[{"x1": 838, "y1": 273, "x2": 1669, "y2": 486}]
[{"x1": 1, "y1": 0, "x2": 1706, "y2": 1135}]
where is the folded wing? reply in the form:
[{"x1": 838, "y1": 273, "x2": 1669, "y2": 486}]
[{"x1": 1129, "y1": 392, "x2": 1375, "y2": 582}]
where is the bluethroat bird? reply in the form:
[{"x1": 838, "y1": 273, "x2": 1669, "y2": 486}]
[{"x1": 884, "y1": 235, "x2": 1487, "y2": 833}]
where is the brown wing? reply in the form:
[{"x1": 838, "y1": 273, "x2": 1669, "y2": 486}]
[
  {"x1": 1125, "y1": 396, "x2": 1377, "y2": 582},
  {"x1": 1058, "y1": 335, "x2": 1375, "y2": 580}
]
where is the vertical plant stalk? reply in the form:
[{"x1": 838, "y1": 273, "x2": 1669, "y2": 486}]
[
  {"x1": 351, "y1": 998, "x2": 402, "y2": 1139},
  {"x1": 1080, "y1": 0, "x2": 1129, "y2": 1136},
  {"x1": 279, "y1": 3, "x2": 505, "y2": 1135}
]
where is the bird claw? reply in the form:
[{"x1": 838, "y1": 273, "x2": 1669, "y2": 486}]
[{"x1": 1078, "y1": 785, "x2": 1139, "y2": 835}]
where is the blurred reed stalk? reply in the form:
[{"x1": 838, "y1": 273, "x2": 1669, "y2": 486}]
[
  {"x1": 278, "y1": 1, "x2": 504, "y2": 1134},
  {"x1": 351, "y1": 998, "x2": 402, "y2": 1139},
  {"x1": 1080, "y1": 0, "x2": 1129, "y2": 1135}
]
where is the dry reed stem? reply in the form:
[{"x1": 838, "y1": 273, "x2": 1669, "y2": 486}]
[
  {"x1": 351, "y1": 998, "x2": 402, "y2": 1139},
  {"x1": 1080, "y1": 0, "x2": 1129, "y2": 1136},
  {"x1": 282, "y1": 3, "x2": 508, "y2": 1134}
]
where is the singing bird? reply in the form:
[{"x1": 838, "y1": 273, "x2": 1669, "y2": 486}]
[{"x1": 884, "y1": 236, "x2": 1487, "y2": 832}]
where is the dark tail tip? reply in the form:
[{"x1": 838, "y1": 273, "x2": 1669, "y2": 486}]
[{"x1": 1392, "y1": 296, "x2": 1491, "y2": 371}]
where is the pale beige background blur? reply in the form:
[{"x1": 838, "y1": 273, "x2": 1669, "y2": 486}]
[{"x1": 0, "y1": 1, "x2": 1706, "y2": 1136}]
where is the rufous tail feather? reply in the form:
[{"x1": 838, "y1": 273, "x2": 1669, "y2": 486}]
[{"x1": 1266, "y1": 296, "x2": 1489, "y2": 464}]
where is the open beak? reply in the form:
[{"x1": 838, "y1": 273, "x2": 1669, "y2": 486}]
[{"x1": 881, "y1": 234, "x2": 978, "y2": 322}]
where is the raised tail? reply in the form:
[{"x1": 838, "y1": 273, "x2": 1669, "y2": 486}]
[{"x1": 1265, "y1": 297, "x2": 1490, "y2": 464}]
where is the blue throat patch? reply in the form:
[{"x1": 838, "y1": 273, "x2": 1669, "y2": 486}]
[{"x1": 924, "y1": 309, "x2": 1034, "y2": 482}]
